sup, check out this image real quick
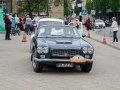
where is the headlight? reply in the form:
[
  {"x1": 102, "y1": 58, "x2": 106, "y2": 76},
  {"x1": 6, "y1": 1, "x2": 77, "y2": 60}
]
[
  {"x1": 88, "y1": 48, "x2": 94, "y2": 54},
  {"x1": 37, "y1": 47, "x2": 43, "y2": 54},
  {"x1": 37, "y1": 47, "x2": 49, "y2": 54},
  {"x1": 42, "y1": 47, "x2": 49, "y2": 53},
  {"x1": 82, "y1": 47, "x2": 87, "y2": 54}
]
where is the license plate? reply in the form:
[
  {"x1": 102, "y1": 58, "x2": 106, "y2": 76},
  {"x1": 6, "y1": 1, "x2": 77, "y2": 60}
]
[
  {"x1": 70, "y1": 55, "x2": 87, "y2": 63},
  {"x1": 56, "y1": 63, "x2": 73, "y2": 67},
  {"x1": 99, "y1": 25, "x2": 103, "y2": 26}
]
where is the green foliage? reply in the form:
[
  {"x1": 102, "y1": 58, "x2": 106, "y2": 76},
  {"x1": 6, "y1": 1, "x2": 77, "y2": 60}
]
[
  {"x1": 74, "y1": 5, "x2": 80, "y2": 15},
  {"x1": 64, "y1": 0, "x2": 68, "y2": 8},
  {"x1": 64, "y1": 7, "x2": 69, "y2": 16},
  {"x1": 64, "y1": 0, "x2": 71, "y2": 16},
  {"x1": 86, "y1": 0, "x2": 120, "y2": 15},
  {"x1": 17, "y1": 0, "x2": 63, "y2": 17},
  {"x1": 86, "y1": 0, "x2": 92, "y2": 14},
  {"x1": 110, "y1": 0, "x2": 120, "y2": 12}
]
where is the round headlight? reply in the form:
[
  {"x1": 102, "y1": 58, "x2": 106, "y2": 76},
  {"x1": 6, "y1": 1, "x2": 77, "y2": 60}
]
[
  {"x1": 43, "y1": 47, "x2": 49, "y2": 53},
  {"x1": 88, "y1": 48, "x2": 94, "y2": 54},
  {"x1": 37, "y1": 47, "x2": 43, "y2": 54},
  {"x1": 82, "y1": 47, "x2": 88, "y2": 54}
]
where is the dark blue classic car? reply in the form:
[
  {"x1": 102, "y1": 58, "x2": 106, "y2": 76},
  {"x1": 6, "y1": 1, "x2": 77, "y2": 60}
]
[{"x1": 30, "y1": 25, "x2": 94, "y2": 73}]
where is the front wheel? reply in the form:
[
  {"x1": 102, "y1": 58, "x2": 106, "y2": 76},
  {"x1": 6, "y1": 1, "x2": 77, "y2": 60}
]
[
  {"x1": 31, "y1": 49, "x2": 43, "y2": 73},
  {"x1": 80, "y1": 62, "x2": 93, "y2": 72}
]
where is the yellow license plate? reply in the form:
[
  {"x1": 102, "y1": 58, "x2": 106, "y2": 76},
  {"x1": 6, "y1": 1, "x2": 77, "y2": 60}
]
[{"x1": 70, "y1": 55, "x2": 87, "y2": 63}]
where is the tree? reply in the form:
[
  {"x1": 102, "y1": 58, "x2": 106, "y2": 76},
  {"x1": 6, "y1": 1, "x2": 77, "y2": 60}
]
[
  {"x1": 74, "y1": 4, "x2": 79, "y2": 16},
  {"x1": 86, "y1": 0, "x2": 120, "y2": 15},
  {"x1": 110, "y1": 0, "x2": 120, "y2": 13},
  {"x1": 17, "y1": 0, "x2": 63, "y2": 18},
  {"x1": 17, "y1": 0, "x2": 45, "y2": 18},
  {"x1": 86, "y1": 0, "x2": 92, "y2": 14},
  {"x1": 64, "y1": 7, "x2": 69, "y2": 16},
  {"x1": 64, "y1": 0, "x2": 69, "y2": 16}
]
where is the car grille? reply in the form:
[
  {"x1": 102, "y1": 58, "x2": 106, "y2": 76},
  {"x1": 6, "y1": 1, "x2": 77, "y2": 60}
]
[
  {"x1": 99, "y1": 24, "x2": 103, "y2": 26},
  {"x1": 51, "y1": 49, "x2": 80, "y2": 57}
]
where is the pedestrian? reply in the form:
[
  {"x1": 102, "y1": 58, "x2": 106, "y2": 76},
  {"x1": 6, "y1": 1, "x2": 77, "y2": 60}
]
[
  {"x1": 111, "y1": 17, "x2": 119, "y2": 43},
  {"x1": 71, "y1": 18, "x2": 78, "y2": 29},
  {"x1": 64, "y1": 15, "x2": 68, "y2": 25},
  {"x1": 33, "y1": 14, "x2": 40, "y2": 25},
  {"x1": 25, "y1": 15, "x2": 32, "y2": 35},
  {"x1": 15, "y1": 14, "x2": 20, "y2": 29},
  {"x1": 67, "y1": 15, "x2": 71, "y2": 23},
  {"x1": 9, "y1": 13, "x2": 12, "y2": 22},
  {"x1": 4, "y1": 13, "x2": 11, "y2": 40},
  {"x1": 11, "y1": 14, "x2": 16, "y2": 36},
  {"x1": 85, "y1": 18, "x2": 91, "y2": 31},
  {"x1": 18, "y1": 16, "x2": 24, "y2": 31},
  {"x1": 32, "y1": 14, "x2": 40, "y2": 32}
]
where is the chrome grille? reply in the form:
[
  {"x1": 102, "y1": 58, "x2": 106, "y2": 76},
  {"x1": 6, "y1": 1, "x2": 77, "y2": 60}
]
[{"x1": 51, "y1": 49, "x2": 80, "y2": 57}]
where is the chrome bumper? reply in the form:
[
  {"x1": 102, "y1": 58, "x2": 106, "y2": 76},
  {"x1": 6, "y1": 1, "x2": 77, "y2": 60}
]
[{"x1": 35, "y1": 58, "x2": 94, "y2": 63}]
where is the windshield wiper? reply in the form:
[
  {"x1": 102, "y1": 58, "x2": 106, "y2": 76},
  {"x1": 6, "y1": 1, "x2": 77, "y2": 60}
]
[{"x1": 37, "y1": 36, "x2": 50, "y2": 38}]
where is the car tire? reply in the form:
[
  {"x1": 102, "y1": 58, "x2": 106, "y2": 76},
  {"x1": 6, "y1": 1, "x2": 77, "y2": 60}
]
[
  {"x1": 80, "y1": 62, "x2": 93, "y2": 72},
  {"x1": 31, "y1": 49, "x2": 43, "y2": 73}
]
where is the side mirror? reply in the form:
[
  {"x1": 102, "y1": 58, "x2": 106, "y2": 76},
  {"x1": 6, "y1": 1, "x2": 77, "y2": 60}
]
[{"x1": 82, "y1": 34, "x2": 86, "y2": 38}]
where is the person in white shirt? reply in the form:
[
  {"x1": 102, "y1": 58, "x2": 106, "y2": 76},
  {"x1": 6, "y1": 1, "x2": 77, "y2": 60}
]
[
  {"x1": 15, "y1": 14, "x2": 20, "y2": 29},
  {"x1": 25, "y1": 15, "x2": 32, "y2": 35},
  {"x1": 33, "y1": 14, "x2": 40, "y2": 25},
  {"x1": 9, "y1": 13, "x2": 12, "y2": 22},
  {"x1": 111, "y1": 17, "x2": 119, "y2": 43}
]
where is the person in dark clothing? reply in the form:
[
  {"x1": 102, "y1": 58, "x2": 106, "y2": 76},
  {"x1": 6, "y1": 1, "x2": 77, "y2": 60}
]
[{"x1": 4, "y1": 14, "x2": 11, "y2": 40}]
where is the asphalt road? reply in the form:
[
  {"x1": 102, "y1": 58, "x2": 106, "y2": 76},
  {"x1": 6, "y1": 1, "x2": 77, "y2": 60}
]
[
  {"x1": 0, "y1": 33, "x2": 120, "y2": 90},
  {"x1": 95, "y1": 26, "x2": 120, "y2": 40}
]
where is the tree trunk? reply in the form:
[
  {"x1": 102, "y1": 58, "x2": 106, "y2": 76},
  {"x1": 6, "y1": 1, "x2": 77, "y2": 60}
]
[{"x1": 29, "y1": 11, "x2": 32, "y2": 19}]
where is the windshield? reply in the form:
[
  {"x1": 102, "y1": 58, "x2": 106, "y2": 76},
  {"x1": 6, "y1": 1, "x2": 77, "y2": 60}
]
[
  {"x1": 95, "y1": 19, "x2": 103, "y2": 22},
  {"x1": 37, "y1": 26, "x2": 80, "y2": 38},
  {"x1": 38, "y1": 21, "x2": 63, "y2": 27}
]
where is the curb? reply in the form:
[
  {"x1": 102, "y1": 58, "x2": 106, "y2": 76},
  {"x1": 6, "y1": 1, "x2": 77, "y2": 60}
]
[{"x1": 89, "y1": 37, "x2": 120, "y2": 51}]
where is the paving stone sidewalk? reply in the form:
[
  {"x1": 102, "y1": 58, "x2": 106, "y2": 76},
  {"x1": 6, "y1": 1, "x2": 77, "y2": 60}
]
[{"x1": 84, "y1": 29, "x2": 120, "y2": 50}]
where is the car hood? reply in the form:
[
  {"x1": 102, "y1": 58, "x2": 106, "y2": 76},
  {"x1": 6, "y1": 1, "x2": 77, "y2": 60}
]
[{"x1": 36, "y1": 38, "x2": 92, "y2": 50}]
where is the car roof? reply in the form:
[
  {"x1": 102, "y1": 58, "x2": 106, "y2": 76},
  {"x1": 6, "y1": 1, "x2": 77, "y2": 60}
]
[{"x1": 38, "y1": 18, "x2": 64, "y2": 23}]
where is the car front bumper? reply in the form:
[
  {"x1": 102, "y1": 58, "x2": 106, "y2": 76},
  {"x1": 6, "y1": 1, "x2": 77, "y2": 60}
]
[
  {"x1": 95, "y1": 25, "x2": 105, "y2": 28},
  {"x1": 34, "y1": 58, "x2": 94, "y2": 63}
]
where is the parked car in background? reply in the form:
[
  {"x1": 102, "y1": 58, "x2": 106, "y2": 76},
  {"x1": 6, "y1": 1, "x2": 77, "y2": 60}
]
[
  {"x1": 94, "y1": 19, "x2": 106, "y2": 29},
  {"x1": 30, "y1": 25, "x2": 94, "y2": 73}
]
